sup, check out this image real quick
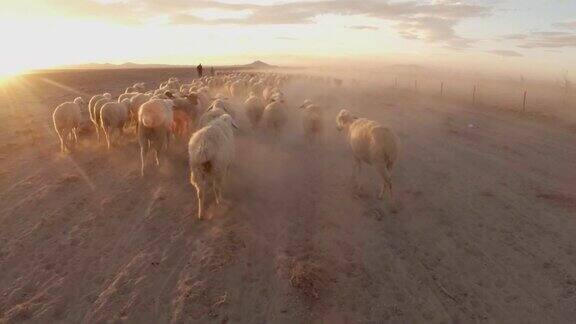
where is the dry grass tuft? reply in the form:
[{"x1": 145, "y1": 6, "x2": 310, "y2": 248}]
[{"x1": 289, "y1": 260, "x2": 326, "y2": 300}]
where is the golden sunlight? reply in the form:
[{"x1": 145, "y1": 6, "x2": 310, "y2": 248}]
[{"x1": 0, "y1": 64, "x2": 27, "y2": 81}]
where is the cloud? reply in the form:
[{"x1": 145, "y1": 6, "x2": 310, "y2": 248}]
[
  {"x1": 49, "y1": 0, "x2": 492, "y2": 48},
  {"x1": 348, "y1": 25, "x2": 379, "y2": 31},
  {"x1": 554, "y1": 21, "x2": 576, "y2": 29},
  {"x1": 501, "y1": 20, "x2": 576, "y2": 49},
  {"x1": 511, "y1": 31, "x2": 576, "y2": 49},
  {"x1": 487, "y1": 50, "x2": 523, "y2": 57},
  {"x1": 394, "y1": 16, "x2": 474, "y2": 48}
]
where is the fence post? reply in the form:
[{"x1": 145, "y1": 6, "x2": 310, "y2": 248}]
[
  {"x1": 394, "y1": 77, "x2": 398, "y2": 89},
  {"x1": 414, "y1": 80, "x2": 418, "y2": 92},
  {"x1": 472, "y1": 85, "x2": 477, "y2": 105},
  {"x1": 523, "y1": 90, "x2": 527, "y2": 112},
  {"x1": 440, "y1": 82, "x2": 444, "y2": 97}
]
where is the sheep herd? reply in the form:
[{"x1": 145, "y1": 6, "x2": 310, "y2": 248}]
[{"x1": 52, "y1": 71, "x2": 400, "y2": 218}]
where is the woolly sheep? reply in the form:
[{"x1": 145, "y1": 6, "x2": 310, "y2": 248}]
[
  {"x1": 53, "y1": 97, "x2": 84, "y2": 153},
  {"x1": 299, "y1": 99, "x2": 323, "y2": 142},
  {"x1": 90, "y1": 95, "x2": 113, "y2": 142},
  {"x1": 188, "y1": 114, "x2": 238, "y2": 219},
  {"x1": 130, "y1": 93, "x2": 152, "y2": 119},
  {"x1": 198, "y1": 99, "x2": 234, "y2": 128},
  {"x1": 262, "y1": 95, "x2": 288, "y2": 135},
  {"x1": 229, "y1": 81, "x2": 245, "y2": 99},
  {"x1": 171, "y1": 94, "x2": 200, "y2": 139},
  {"x1": 88, "y1": 93, "x2": 111, "y2": 120},
  {"x1": 100, "y1": 98, "x2": 131, "y2": 149},
  {"x1": 133, "y1": 82, "x2": 146, "y2": 92},
  {"x1": 138, "y1": 99, "x2": 174, "y2": 176},
  {"x1": 118, "y1": 92, "x2": 139, "y2": 104},
  {"x1": 336, "y1": 109, "x2": 400, "y2": 212},
  {"x1": 244, "y1": 92, "x2": 265, "y2": 129}
]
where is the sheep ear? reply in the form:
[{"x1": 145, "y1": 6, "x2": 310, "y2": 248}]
[
  {"x1": 231, "y1": 121, "x2": 239, "y2": 129},
  {"x1": 352, "y1": 116, "x2": 359, "y2": 120}
]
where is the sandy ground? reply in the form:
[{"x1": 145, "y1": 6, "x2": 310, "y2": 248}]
[{"x1": 1, "y1": 68, "x2": 576, "y2": 323}]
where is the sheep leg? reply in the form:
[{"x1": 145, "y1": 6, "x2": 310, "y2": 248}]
[
  {"x1": 104, "y1": 127, "x2": 111, "y2": 150},
  {"x1": 154, "y1": 133, "x2": 164, "y2": 167},
  {"x1": 72, "y1": 128, "x2": 79, "y2": 144},
  {"x1": 193, "y1": 182, "x2": 205, "y2": 220},
  {"x1": 213, "y1": 171, "x2": 225, "y2": 205},
  {"x1": 213, "y1": 180, "x2": 221, "y2": 206},
  {"x1": 376, "y1": 165, "x2": 397, "y2": 213},
  {"x1": 139, "y1": 139, "x2": 148, "y2": 177},
  {"x1": 117, "y1": 126, "x2": 124, "y2": 144},
  {"x1": 93, "y1": 121, "x2": 101, "y2": 142},
  {"x1": 56, "y1": 129, "x2": 66, "y2": 153}
]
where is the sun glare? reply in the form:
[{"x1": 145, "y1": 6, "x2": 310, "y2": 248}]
[{"x1": 0, "y1": 65, "x2": 27, "y2": 82}]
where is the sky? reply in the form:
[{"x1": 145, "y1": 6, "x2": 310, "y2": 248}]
[{"x1": 0, "y1": 0, "x2": 574, "y2": 78}]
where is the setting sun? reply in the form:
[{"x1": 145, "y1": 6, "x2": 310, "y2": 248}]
[{"x1": 0, "y1": 64, "x2": 28, "y2": 81}]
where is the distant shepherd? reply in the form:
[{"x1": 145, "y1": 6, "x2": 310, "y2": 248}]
[
  {"x1": 197, "y1": 64, "x2": 203, "y2": 78},
  {"x1": 210, "y1": 66, "x2": 215, "y2": 76}
]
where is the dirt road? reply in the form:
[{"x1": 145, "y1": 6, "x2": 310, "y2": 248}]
[{"x1": 1, "y1": 69, "x2": 575, "y2": 323}]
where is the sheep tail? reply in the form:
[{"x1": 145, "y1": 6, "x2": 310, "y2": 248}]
[
  {"x1": 201, "y1": 161, "x2": 212, "y2": 174},
  {"x1": 142, "y1": 115, "x2": 156, "y2": 128}
]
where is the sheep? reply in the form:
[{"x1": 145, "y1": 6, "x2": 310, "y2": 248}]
[
  {"x1": 88, "y1": 93, "x2": 111, "y2": 121},
  {"x1": 118, "y1": 92, "x2": 139, "y2": 104},
  {"x1": 244, "y1": 92, "x2": 265, "y2": 129},
  {"x1": 53, "y1": 97, "x2": 84, "y2": 153},
  {"x1": 171, "y1": 94, "x2": 200, "y2": 139},
  {"x1": 229, "y1": 81, "x2": 245, "y2": 99},
  {"x1": 299, "y1": 99, "x2": 323, "y2": 142},
  {"x1": 133, "y1": 82, "x2": 146, "y2": 92},
  {"x1": 90, "y1": 95, "x2": 113, "y2": 142},
  {"x1": 138, "y1": 99, "x2": 174, "y2": 176},
  {"x1": 262, "y1": 95, "x2": 288, "y2": 136},
  {"x1": 336, "y1": 109, "x2": 400, "y2": 212},
  {"x1": 198, "y1": 99, "x2": 234, "y2": 128},
  {"x1": 129, "y1": 93, "x2": 152, "y2": 121},
  {"x1": 188, "y1": 114, "x2": 238, "y2": 219},
  {"x1": 100, "y1": 98, "x2": 131, "y2": 149},
  {"x1": 262, "y1": 86, "x2": 274, "y2": 102}
]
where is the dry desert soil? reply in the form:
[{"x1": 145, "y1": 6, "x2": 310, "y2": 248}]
[{"x1": 1, "y1": 68, "x2": 576, "y2": 323}]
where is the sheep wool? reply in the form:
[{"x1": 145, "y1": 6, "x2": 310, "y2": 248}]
[
  {"x1": 52, "y1": 97, "x2": 83, "y2": 153},
  {"x1": 188, "y1": 114, "x2": 237, "y2": 219},
  {"x1": 336, "y1": 109, "x2": 400, "y2": 212}
]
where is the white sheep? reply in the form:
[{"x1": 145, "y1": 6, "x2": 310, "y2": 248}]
[
  {"x1": 244, "y1": 92, "x2": 265, "y2": 129},
  {"x1": 90, "y1": 95, "x2": 113, "y2": 142},
  {"x1": 336, "y1": 109, "x2": 400, "y2": 211},
  {"x1": 100, "y1": 98, "x2": 131, "y2": 149},
  {"x1": 118, "y1": 92, "x2": 139, "y2": 104},
  {"x1": 188, "y1": 114, "x2": 238, "y2": 219},
  {"x1": 88, "y1": 93, "x2": 111, "y2": 120},
  {"x1": 133, "y1": 82, "x2": 146, "y2": 92},
  {"x1": 198, "y1": 99, "x2": 234, "y2": 128},
  {"x1": 262, "y1": 95, "x2": 288, "y2": 136},
  {"x1": 299, "y1": 99, "x2": 323, "y2": 142},
  {"x1": 138, "y1": 99, "x2": 174, "y2": 176},
  {"x1": 229, "y1": 81, "x2": 246, "y2": 99},
  {"x1": 52, "y1": 97, "x2": 84, "y2": 153},
  {"x1": 129, "y1": 93, "x2": 152, "y2": 121}
]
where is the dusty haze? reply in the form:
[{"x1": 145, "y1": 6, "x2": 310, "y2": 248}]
[{"x1": 0, "y1": 65, "x2": 575, "y2": 323}]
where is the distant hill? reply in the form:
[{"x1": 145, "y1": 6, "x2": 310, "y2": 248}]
[
  {"x1": 244, "y1": 60, "x2": 277, "y2": 69},
  {"x1": 55, "y1": 60, "x2": 278, "y2": 70}
]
